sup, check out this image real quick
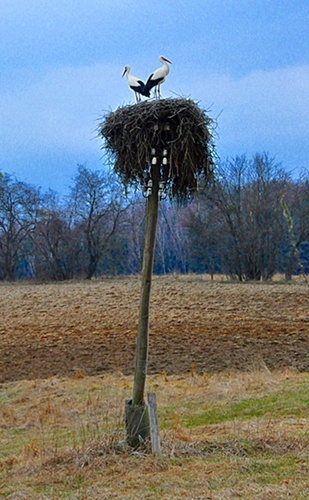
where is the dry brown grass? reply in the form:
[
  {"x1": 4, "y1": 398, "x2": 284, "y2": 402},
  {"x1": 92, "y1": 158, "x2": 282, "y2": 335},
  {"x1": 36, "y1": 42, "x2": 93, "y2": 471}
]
[{"x1": 0, "y1": 369, "x2": 308, "y2": 499}]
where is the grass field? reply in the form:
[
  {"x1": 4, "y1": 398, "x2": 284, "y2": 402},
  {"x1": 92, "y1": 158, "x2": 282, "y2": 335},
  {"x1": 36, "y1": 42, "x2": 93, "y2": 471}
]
[{"x1": 1, "y1": 276, "x2": 308, "y2": 498}]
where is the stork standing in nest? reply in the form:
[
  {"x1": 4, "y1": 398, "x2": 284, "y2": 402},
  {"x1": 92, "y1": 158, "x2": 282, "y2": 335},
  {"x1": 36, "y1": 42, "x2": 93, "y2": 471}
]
[
  {"x1": 145, "y1": 56, "x2": 172, "y2": 98},
  {"x1": 122, "y1": 65, "x2": 150, "y2": 103}
]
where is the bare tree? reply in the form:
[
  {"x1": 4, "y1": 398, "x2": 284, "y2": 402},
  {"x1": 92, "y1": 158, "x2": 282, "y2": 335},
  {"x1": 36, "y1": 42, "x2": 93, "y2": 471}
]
[
  {"x1": 31, "y1": 191, "x2": 79, "y2": 280},
  {"x1": 69, "y1": 165, "x2": 127, "y2": 279},
  {"x1": 156, "y1": 202, "x2": 189, "y2": 274},
  {"x1": 0, "y1": 174, "x2": 40, "y2": 280},
  {"x1": 206, "y1": 154, "x2": 288, "y2": 281},
  {"x1": 185, "y1": 196, "x2": 223, "y2": 277},
  {"x1": 281, "y1": 172, "x2": 309, "y2": 280},
  {"x1": 122, "y1": 197, "x2": 145, "y2": 273}
]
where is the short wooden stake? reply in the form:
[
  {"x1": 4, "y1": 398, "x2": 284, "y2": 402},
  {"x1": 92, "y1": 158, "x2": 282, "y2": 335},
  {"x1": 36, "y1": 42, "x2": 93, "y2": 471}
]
[{"x1": 147, "y1": 392, "x2": 161, "y2": 456}]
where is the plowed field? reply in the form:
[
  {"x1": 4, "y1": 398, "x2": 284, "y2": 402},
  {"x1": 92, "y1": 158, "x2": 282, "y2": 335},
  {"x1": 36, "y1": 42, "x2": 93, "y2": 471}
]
[{"x1": 1, "y1": 276, "x2": 308, "y2": 382}]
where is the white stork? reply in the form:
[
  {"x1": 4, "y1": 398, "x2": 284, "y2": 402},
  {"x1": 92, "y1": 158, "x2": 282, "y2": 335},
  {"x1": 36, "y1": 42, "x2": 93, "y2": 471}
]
[
  {"x1": 144, "y1": 56, "x2": 172, "y2": 98},
  {"x1": 122, "y1": 65, "x2": 149, "y2": 103}
]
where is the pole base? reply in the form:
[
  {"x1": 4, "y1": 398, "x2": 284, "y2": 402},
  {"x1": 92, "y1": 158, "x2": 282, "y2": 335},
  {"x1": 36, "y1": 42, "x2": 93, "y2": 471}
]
[{"x1": 125, "y1": 399, "x2": 150, "y2": 449}]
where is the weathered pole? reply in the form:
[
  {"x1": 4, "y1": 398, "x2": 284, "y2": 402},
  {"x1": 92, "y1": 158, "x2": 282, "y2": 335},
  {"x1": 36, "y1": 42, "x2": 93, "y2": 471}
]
[
  {"x1": 133, "y1": 164, "x2": 159, "y2": 404},
  {"x1": 125, "y1": 162, "x2": 160, "y2": 448}
]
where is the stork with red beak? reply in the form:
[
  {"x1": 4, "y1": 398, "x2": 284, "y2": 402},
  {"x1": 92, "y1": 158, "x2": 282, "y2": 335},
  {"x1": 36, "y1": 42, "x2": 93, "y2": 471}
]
[
  {"x1": 122, "y1": 65, "x2": 150, "y2": 103},
  {"x1": 144, "y1": 56, "x2": 172, "y2": 98}
]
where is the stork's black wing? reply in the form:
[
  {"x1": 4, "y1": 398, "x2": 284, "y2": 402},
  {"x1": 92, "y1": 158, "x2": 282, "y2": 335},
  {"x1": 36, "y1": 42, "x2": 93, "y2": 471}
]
[
  {"x1": 130, "y1": 79, "x2": 147, "y2": 95},
  {"x1": 144, "y1": 74, "x2": 164, "y2": 94},
  {"x1": 134, "y1": 79, "x2": 150, "y2": 97}
]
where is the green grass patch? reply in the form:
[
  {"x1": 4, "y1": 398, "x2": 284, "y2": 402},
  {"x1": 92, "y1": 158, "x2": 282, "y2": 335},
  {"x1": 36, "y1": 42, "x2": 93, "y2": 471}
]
[
  {"x1": 247, "y1": 456, "x2": 297, "y2": 479},
  {"x1": 183, "y1": 384, "x2": 309, "y2": 428}
]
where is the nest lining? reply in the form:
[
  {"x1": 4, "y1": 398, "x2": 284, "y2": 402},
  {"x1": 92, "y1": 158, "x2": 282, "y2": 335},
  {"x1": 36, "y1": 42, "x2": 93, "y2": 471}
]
[{"x1": 99, "y1": 98, "x2": 216, "y2": 200}]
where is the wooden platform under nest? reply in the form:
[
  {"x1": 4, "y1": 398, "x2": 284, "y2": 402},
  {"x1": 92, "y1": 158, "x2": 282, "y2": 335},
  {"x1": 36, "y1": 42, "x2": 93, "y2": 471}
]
[{"x1": 100, "y1": 98, "x2": 216, "y2": 201}]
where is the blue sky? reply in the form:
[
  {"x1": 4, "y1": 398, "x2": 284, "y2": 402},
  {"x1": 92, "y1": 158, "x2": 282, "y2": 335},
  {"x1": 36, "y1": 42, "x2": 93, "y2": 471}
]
[{"x1": 1, "y1": 0, "x2": 308, "y2": 193}]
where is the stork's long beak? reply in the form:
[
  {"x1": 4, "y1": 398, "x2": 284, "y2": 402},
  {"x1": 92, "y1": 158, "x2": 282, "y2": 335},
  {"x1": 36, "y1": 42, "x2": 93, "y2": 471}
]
[
  {"x1": 122, "y1": 68, "x2": 127, "y2": 78},
  {"x1": 163, "y1": 57, "x2": 172, "y2": 64}
]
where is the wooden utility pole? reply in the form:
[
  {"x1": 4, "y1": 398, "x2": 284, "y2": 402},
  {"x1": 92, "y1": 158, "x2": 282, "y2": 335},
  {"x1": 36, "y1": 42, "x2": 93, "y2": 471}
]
[{"x1": 125, "y1": 163, "x2": 160, "y2": 448}]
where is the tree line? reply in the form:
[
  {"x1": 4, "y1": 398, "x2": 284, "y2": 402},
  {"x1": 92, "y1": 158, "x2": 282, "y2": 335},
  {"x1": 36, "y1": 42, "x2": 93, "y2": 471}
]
[{"x1": 1, "y1": 153, "x2": 308, "y2": 282}]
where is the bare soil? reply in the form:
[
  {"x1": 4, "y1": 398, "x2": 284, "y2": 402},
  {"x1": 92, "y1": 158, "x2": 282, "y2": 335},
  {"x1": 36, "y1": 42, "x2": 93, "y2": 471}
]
[{"x1": 1, "y1": 276, "x2": 308, "y2": 382}]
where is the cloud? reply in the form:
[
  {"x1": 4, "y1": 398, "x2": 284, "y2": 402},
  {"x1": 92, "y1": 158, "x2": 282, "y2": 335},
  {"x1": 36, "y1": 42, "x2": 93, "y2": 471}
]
[
  {"x1": 183, "y1": 65, "x2": 309, "y2": 166},
  {"x1": 0, "y1": 63, "x2": 126, "y2": 155}
]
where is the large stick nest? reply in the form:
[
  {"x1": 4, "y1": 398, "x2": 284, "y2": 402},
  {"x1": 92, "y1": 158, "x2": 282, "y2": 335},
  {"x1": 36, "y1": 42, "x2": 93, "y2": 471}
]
[{"x1": 99, "y1": 98, "x2": 216, "y2": 201}]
